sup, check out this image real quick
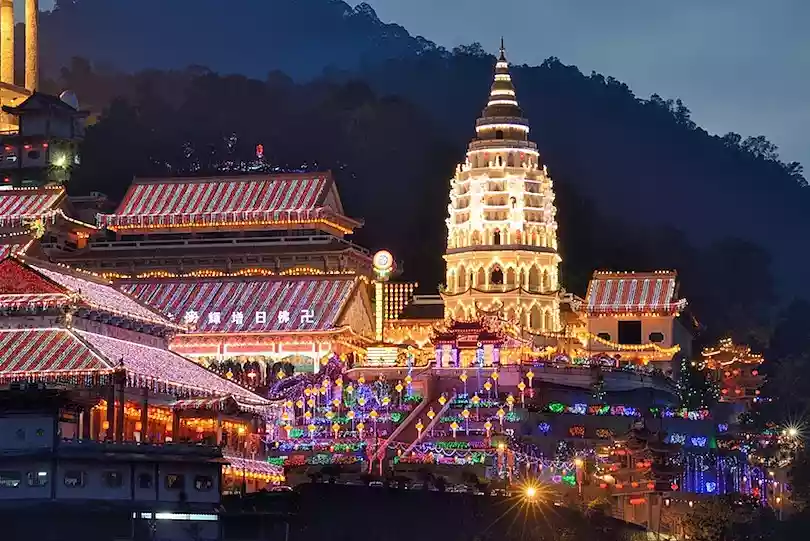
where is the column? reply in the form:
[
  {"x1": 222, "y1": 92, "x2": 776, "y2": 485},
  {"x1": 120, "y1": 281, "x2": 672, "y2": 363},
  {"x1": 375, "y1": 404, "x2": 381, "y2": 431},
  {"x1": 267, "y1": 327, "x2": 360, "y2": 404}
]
[
  {"x1": 106, "y1": 386, "x2": 115, "y2": 441},
  {"x1": 0, "y1": 0, "x2": 13, "y2": 85},
  {"x1": 25, "y1": 0, "x2": 38, "y2": 91},
  {"x1": 140, "y1": 389, "x2": 149, "y2": 443}
]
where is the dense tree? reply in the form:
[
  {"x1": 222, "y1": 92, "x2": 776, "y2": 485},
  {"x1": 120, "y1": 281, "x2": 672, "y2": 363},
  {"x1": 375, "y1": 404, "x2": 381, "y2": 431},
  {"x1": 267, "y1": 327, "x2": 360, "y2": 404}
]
[{"x1": 681, "y1": 495, "x2": 777, "y2": 541}]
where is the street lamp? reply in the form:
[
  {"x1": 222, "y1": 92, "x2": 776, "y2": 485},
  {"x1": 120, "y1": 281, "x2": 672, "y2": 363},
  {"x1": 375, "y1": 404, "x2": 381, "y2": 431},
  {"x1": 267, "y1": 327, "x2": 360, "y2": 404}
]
[{"x1": 525, "y1": 486, "x2": 537, "y2": 500}]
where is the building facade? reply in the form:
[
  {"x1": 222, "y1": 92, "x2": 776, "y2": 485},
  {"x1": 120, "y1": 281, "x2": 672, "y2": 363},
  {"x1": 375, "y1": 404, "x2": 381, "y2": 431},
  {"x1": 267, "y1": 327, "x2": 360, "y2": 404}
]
[{"x1": 441, "y1": 44, "x2": 561, "y2": 333}]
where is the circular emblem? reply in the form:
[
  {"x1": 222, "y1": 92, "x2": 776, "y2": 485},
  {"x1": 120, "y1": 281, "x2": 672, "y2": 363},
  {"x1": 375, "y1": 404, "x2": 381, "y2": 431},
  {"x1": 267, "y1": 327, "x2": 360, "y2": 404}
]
[{"x1": 372, "y1": 250, "x2": 394, "y2": 275}]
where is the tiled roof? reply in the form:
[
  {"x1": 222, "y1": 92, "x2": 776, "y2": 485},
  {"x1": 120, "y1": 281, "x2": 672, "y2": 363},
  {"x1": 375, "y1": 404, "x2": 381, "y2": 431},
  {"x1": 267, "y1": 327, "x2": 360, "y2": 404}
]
[
  {"x1": 585, "y1": 271, "x2": 685, "y2": 314},
  {"x1": 0, "y1": 188, "x2": 64, "y2": 226},
  {"x1": 120, "y1": 276, "x2": 357, "y2": 333},
  {"x1": 0, "y1": 327, "x2": 268, "y2": 403},
  {"x1": 0, "y1": 328, "x2": 108, "y2": 375},
  {"x1": 29, "y1": 263, "x2": 178, "y2": 328},
  {"x1": 76, "y1": 331, "x2": 266, "y2": 403},
  {"x1": 98, "y1": 174, "x2": 338, "y2": 230},
  {"x1": 0, "y1": 242, "x2": 30, "y2": 260},
  {"x1": 0, "y1": 258, "x2": 71, "y2": 308}
]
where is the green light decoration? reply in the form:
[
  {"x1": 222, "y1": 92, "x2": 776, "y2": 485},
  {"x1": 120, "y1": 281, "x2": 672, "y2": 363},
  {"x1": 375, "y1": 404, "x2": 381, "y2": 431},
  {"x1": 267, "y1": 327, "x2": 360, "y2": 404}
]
[
  {"x1": 288, "y1": 428, "x2": 305, "y2": 439},
  {"x1": 549, "y1": 402, "x2": 566, "y2": 414},
  {"x1": 435, "y1": 441, "x2": 471, "y2": 449},
  {"x1": 267, "y1": 457, "x2": 285, "y2": 466},
  {"x1": 390, "y1": 412, "x2": 404, "y2": 424},
  {"x1": 596, "y1": 405, "x2": 610, "y2": 415},
  {"x1": 562, "y1": 473, "x2": 577, "y2": 487}
]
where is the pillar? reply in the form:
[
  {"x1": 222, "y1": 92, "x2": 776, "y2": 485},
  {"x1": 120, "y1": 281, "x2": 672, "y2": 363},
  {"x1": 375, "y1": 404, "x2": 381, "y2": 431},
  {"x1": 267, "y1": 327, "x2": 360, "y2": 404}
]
[
  {"x1": 140, "y1": 389, "x2": 149, "y2": 443},
  {"x1": 106, "y1": 386, "x2": 115, "y2": 441},
  {"x1": 25, "y1": 0, "x2": 38, "y2": 91},
  {"x1": 0, "y1": 0, "x2": 13, "y2": 85},
  {"x1": 116, "y1": 377, "x2": 125, "y2": 443}
]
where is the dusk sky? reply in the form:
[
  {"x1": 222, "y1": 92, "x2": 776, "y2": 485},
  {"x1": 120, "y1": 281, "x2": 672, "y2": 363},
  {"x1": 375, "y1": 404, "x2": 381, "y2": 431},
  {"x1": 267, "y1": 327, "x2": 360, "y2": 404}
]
[{"x1": 36, "y1": 0, "x2": 807, "y2": 168}]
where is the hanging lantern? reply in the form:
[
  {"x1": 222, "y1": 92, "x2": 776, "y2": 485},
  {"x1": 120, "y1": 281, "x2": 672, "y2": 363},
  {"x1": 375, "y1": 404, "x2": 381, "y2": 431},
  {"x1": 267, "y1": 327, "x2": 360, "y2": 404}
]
[
  {"x1": 333, "y1": 398, "x2": 341, "y2": 408},
  {"x1": 336, "y1": 377, "x2": 344, "y2": 388},
  {"x1": 506, "y1": 394, "x2": 515, "y2": 411},
  {"x1": 284, "y1": 424, "x2": 293, "y2": 438},
  {"x1": 491, "y1": 371, "x2": 499, "y2": 381},
  {"x1": 308, "y1": 424, "x2": 316, "y2": 438},
  {"x1": 484, "y1": 420, "x2": 492, "y2": 437},
  {"x1": 382, "y1": 396, "x2": 391, "y2": 407},
  {"x1": 370, "y1": 410, "x2": 379, "y2": 421},
  {"x1": 332, "y1": 423, "x2": 340, "y2": 438},
  {"x1": 307, "y1": 398, "x2": 316, "y2": 408},
  {"x1": 438, "y1": 394, "x2": 447, "y2": 406},
  {"x1": 357, "y1": 422, "x2": 365, "y2": 437},
  {"x1": 304, "y1": 387, "x2": 312, "y2": 397},
  {"x1": 471, "y1": 393, "x2": 481, "y2": 406},
  {"x1": 296, "y1": 399, "x2": 304, "y2": 410},
  {"x1": 460, "y1": 373, "x2": 468, "y2": 383},
  {"x1": 416, "y1": 419, "x2": 424, "y2": 437},
  {"x1": 484, "y1": 381, "x2": 492, "y2": 392},
  {"x1": 395, "y1": 381, "x2": 404, "y2": 395},
  {"x1": 346, "y1": 383, "x2": 354, "y2": 394},
  {"x1": 450, "y1": 421, "x2": 459, "y2": 438},
  {"x1": 325, "y1": 410, "x2": 334, "y2": 421},
  {"x1": 357, "y1": 397, "x2": 366, "y2": 407},
  {"x1": 358, "y1": 375, "x2": 366, "y2": 385},
  {"x1": 304, "y1": 410, "x2": 312, "y2": 420},
  {"x1": 347, "y1": 410, "x2": 356, "y2": 420},
  {"x1": 497, "y1": 407, "x2": 505, "y2": 426},
  {"x1": 461, "y1": 408, "x2": 470, "y2": 420},
  {"x1": 404, "y1": 374, "x2": 413, "y2": 385},
  {"x1": 427, "y1": 408, "x2": 435, "y2": 420}
]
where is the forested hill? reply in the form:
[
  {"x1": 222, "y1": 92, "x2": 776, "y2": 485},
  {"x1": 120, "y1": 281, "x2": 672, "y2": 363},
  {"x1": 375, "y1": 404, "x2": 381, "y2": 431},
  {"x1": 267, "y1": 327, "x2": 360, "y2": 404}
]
[{"x1": 30, "y1": 0, "x2": 808, "y2": 346}]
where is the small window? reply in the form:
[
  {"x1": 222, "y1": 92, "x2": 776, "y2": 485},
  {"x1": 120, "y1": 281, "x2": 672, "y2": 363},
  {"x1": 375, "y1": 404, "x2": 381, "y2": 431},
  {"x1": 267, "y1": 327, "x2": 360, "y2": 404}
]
[
  {"x1": 103, "y1": 471, "x2": 124, "y2": 488},
  {"x1": 649, "y1": 332, "x2": 665, "y2": 343},
  {"x1": 194, "y1": 475, "x2": 214, "y2": 492},
  {"x1": 27, "y1": 150, "x2": 40, "y2": 160},
  {"x1": 597, "y1": 332, "x2": 612, "y2": 341},
  {"x1": 491, "y1": 266, "x2": 504, "y2": 285},
  {"x1": 138, "y1": 473, "x2": 153, "y2": 489},
  {"x1": 495, "y1": 130, "x2": 504, "y2": 140},
  {"x1": 165, "y1": 474, "x2": 185, "y2": 490},
  {"x1": 0, "y1": 471, "x2": 21, "y2": 488},
  {"x1": 617, "y1": 320, "x2": 642, "y2": 345},
  {"x1": 64, "y1": 471, "x2": 85, "y2": 488},
  {"x1": 27, "y1": 471, "x2": 48, "y2": 487}
]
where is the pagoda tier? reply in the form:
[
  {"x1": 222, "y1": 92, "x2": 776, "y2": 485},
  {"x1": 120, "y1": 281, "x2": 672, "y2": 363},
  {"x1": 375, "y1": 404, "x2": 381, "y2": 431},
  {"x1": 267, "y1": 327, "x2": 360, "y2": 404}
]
[
  {"x1": 701, "y1": 338, "x2": 764, "y2": 403},
  {"x1": 441, "y1": 43, "x2": 561, "y2": 334}
]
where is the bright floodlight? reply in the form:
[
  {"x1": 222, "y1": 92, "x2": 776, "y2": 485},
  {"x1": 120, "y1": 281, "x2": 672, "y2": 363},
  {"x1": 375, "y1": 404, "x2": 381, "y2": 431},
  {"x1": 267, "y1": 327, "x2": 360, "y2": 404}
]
[
  {"x1": 52, "y1": 155, "x2": 67, "y2": 168},
  {"x1": 525, "y1": 486, "x2": 537, "y2": 499},
  {"x1": 788, "y1": 427, "x2": 799, "y2": 438}
]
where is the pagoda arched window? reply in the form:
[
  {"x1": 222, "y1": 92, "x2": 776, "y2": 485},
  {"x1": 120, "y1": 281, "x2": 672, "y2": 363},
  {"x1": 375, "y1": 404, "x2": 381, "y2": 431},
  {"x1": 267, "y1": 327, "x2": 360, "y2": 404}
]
[
  {"x1": 476, "y1": 267, "x2": 486, "y2": 288},
  {"x1": 495, "y1": 130, "x2": 504, "y2": 140},
  {"x1": 497, "y1": 156, "x2": 503, "y2": 167},
  {"x1": 542, "y1": 269, "x2": 551, "y2": 291},
  {"x1": 493, "y1": 229, "x2": 501, "y2": 245},
  {"x1": 491, "y1": 265, "x2": 504, "y2": 286},
  {"x1": 530, "y1": 305, "x2": 543, "y2": 330},
  {"x1": 544, "y1": 311, "x2": 553, "y2": 331},
  {"x1": 528, "y1": 265, "x2": 540, "y2": 290},
  {"x1": 506, "y1": 267, "x2": 517, "y2": 287},
  {"x1": 458, "y1": 266, "x2": 466, "y2": 290}
]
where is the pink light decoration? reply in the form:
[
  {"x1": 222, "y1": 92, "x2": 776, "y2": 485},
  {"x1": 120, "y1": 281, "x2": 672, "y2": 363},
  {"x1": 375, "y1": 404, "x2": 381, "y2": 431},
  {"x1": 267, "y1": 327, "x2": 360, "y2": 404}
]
[
  {"x1": 99, "y1": 176, "x2": 330, "y2": 228},
  {"x1": 32, "y1": 264, "x2": 175, "y2": 327},
  {"x1": 0, "y1": 188, "x2": 63, "y2": 227},
  {"x1": 121, "y1": 277, "x2": 355, "y2": 333},
  {"x1": 76, "y1": 330, "x2": 268, "y2": 403},
  {"x1": 0, "y1": 328, "x2": 107, "y2": 374}
]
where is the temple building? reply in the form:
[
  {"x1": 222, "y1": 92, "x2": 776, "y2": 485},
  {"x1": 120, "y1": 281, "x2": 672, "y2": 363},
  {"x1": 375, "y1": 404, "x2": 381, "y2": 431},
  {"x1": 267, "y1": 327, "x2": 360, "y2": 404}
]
[
  {"x1": 0, "y1": 253, "x2": 284, "y2": 491},
  {"x1": 701, "y1": 338, "x2": 764, "y2": 405},
  {"x1": 580, "y1": 271, "x2": 690, "y2": 367},
  {"x1": 441, "y1": 42, "x2": 561, "y2": 334}
]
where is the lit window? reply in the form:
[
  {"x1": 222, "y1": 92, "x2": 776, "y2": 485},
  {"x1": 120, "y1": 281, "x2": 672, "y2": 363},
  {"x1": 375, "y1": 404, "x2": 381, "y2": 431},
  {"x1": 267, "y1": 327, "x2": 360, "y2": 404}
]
[
  {"x1": 194, "y1": 476, "x2": 214, "y2": 492},
  {"x1": 597, "y1": 332, "x2": 612, "y2": 341},
  {"x1": 103, "y1": 471, "x2": 124, "y2": 488},
  {"x1": 165, "y1": 474, "x2": 185, "y2": 490},
  {"x1": 0, "y1": 471, "x2": 21, "y2": 488},
  {"x1": 64, "y1": 471, "x2": 85, "y2": 488},
  {"x1": 27, "y1": 471, "x2": 48, "y2": 487}
]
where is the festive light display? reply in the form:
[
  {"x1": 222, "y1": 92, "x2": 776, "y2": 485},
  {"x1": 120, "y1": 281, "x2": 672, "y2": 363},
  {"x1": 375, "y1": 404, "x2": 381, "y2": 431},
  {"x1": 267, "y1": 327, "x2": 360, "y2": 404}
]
[
  {"x1": 98, "y1": 175, "x2": 357, "y2": 234},
  {"x1": 120, "y1": 276, "x2": 357, "y2": 333},
  {"x1": 0, "y1": 186, "x2": 63, "y2": 227},
  {"x1": 583, "y1": 271, "x2": 686, "y2": 315}
]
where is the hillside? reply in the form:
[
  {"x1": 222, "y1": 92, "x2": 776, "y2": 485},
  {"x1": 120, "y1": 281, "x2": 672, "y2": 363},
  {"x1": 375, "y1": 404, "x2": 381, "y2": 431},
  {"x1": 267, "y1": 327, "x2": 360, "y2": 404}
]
[{"x1": 29, "y1": 0, "x2": 807, "y2": 345}]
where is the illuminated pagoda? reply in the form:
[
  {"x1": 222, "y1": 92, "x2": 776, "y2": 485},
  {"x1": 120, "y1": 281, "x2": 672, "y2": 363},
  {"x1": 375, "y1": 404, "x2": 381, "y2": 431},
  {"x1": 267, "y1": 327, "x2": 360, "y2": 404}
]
[
  {"x1": 0, "y1": 253, "x2": 284, "y2": 490},
  {"x1": 701, "y1": 338, "x2": 764, "y2": 405},
  {"x1": 441, "y1": 41, "x2": 561, "y2": 334},
  {"x1": 580, "y1": 271, "x2": 689, "y2": 367}
]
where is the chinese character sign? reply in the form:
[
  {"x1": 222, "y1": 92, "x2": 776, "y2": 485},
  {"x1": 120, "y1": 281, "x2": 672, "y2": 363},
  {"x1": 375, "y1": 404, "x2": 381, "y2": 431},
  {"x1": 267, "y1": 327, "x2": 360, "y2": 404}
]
[{"x1": 186, "y1": 308, "x2": 318, "y2": 329}]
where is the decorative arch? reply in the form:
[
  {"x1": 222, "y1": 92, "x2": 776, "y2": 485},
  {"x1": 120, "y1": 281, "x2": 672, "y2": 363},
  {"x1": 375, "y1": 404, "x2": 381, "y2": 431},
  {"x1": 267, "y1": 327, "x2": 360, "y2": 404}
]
[
  {"x1": 471, "y1": 230, "x2": 481, "y2": 245},
  {"x1": 458, "y1": 265, "x2": 466, "y2": 290},
  {"x1": 530, "y1": 305, "x2": 543, "y2": 330},
  {"x1": 493, "y1": 229, "x2": 501, "y2": 245},
  {"x1": 505, "y1": 267, "x2": 517, "y2": 287},
  {"x1": 542, "y1": 269, "x2": 551, "y2": 291},
  {"x1": 454, "y1": 305, "x2": 466, "y2": 321},
  {"x1": 447, "y1": 268, "x2": 456, "y2": 291},
  {"x1": 544, "y1": 310, "x2": 554, "y2": 332},
  {"x1": 528, "y1": 265, "x2": 540, "y2": 291},
  {"x1": 490, "y1": 265, "x2": 504, "y2": 286},
  {"x1": 476, "y1": 267, "x2": 486, "y2": 289}
]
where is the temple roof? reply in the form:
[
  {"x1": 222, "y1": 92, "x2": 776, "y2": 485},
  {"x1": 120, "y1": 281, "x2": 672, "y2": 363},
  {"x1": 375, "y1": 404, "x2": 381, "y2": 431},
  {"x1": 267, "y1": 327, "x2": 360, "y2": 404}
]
[
  {"x1": 119, "y1": 275, "x2": 361, "y2": 334},
  {"x1": 480, "y1": 40, "x2": 524, "y2": 120},
  {"x1": 0, "y1": 241, "x2": 31, "y2": 259},
  {"x1": 0, "y1": 187, "x2": 64, "y2": 227},
  {"x1": 0, "y1": 257, "x2": 181, "y2": 329},
  {"x1": 98, "y1": 173, "x2": 360, "y2": 233},
  {"x1": 584, "y1": 271, "x2": 686, "y2": 315},
  {"x1": 0, "y1": 327, "x2": 269, "y2": 404}
]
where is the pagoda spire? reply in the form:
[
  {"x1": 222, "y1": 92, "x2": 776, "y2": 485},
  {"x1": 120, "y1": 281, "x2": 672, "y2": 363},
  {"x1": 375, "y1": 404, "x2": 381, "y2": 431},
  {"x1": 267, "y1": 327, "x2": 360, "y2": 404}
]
[{"x1": 483, "y1": 39, "x2": 522, "y2": 120}]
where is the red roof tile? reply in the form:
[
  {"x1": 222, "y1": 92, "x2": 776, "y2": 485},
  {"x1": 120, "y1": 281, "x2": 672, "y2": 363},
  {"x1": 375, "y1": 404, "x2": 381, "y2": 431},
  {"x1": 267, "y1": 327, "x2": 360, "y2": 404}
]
[
  {"x1": 0, "y1": 242, "x2": 29, "y2": 260},
  {"x1": 0, "y1": 328, "x2": 109, "y2": 375},
  {"x1": 585, "y1": 271, "x2": 685, "y2": 314},
  {"x1": 99, "y1": 174, "x2": 339, "y2": 230},
  {"x1": 0, "y1": 188, "x2": 64, "y2": 226},
  {"x1": 120, "y1": 276, "x2": 358, "y2": 333}
]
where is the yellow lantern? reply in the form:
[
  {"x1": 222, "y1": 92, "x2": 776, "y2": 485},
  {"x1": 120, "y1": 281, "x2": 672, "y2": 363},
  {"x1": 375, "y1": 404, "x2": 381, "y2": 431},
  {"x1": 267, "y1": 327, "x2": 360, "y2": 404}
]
[
  {"x1": 461, "y1": 408, "x2": 470, "y2": 420},
  {"x1": 308, "y1": 423, "x2": 316, "y2": 437},
  {"x1": 518, "y1": 381, "x2": 526, "y2": 392},
  {"x1": 277, "y1": 370, "x2": 285, "y2": 380},
  {"x1": 370, "y1": 409, "x2": 379, "y2": 420},
  {"x1": 404, "y1": 374, "x2": 412, "y2": 385},
  {"x1": 304, "y1": 410, "x2": 312, "y2": 420},
  {"x1": 460, "y1": 373, "x2": 468, "y2": 383},
  {"x1": 346, "y1": 384, "x2": 354, "y2": 394},
  {"x1": 497, "y1": 407, "x2": 506, "y2": 425},
  {"x1": 358, "y1": 397, "x2": 366, "y2": 407},
  {"x1": 416, "y1": 419, "x2": 424, "y2": 435},
  {"x1": 325, "y1": 410, "x2": 334, "y2": 420},
  {"x1": 347, "y1": 410, "x2": 355, "y2": 420},
  {"x1": 304, "y1": 387, "x2": 312, "y2": 397},
  {"x1": 357, "y1": 422, "x2": 365, "y2": 437},
  {"x1": 484, "y1": 420, "x2": 492, "y2": 436},
  {"x1": 450, "y1": 421, "x2": 459, "y2": 438},
  {"x1": 332, "y1": 423, "x2": 340, "y2": 438},
  {"x1": 285, "y1": 400, "x2": 293, "y2": 409},
  {"x1": 284, "y1": 423, "x2": 292, "y2": 437},
  {"x1": 382, "y1": 396, "x2": 391, "y2": 406},
  {"x1": 307, "y1": 398, "x2": 315, "y2": 409},
  {"x1": 491, "y1": 371, "x2": 499, "y2": 381},
  {"x1": 438, "y1": 394, "x2": 447, "y2": 406},
  {"x1": 484, "y1": 381, "x2": 492, "y2": 392},
  {"x1": 471, "y1": 394, "x2": 481, "y2": 406},
  {"x1": 333, "y1": 398, "x2": 340, "y2": 408},
  {"x1": 395, "y1": 382, "x2": 404, "y2": 394},
  {"x1": 358, "y1": 375, "x2": 366, "y2": 385},
  {"x1": 296, "y1": 399, "x2": 304, "y2": 409},
  {"x1": 526, "y1": 370, "x2": 534, "y2": 384},
  {"x1": 506, "y1": 394, "x2": 515, "y2": 410},
  {"x1": 336, "y1": 377, "x2": 344, "y2": 388},
  {"x1": 427, "y1": 407, "x2": 436, "y2": 420}
]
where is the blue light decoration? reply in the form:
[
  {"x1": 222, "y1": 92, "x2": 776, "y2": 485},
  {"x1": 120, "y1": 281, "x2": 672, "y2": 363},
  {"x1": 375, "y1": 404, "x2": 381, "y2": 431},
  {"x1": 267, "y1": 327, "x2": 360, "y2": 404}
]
[
  {"x1": 690, "y1": 436, "x2": 708, "y2": 448},
  {"x1": 538, "y1": 422, "x2": 552, "y2": 435},
  {"x1": 718, "y1": 423, "x2": 729, "y2": 433},
  {"x1": 705, "y1": 481, "x2": 717, "y2": 493},
  {"x1": 570, "y1": 403, "x2": 587, "y2": 415},
  {"x1": 668, "y1": 433, "x2": 687, "y2": 445}
]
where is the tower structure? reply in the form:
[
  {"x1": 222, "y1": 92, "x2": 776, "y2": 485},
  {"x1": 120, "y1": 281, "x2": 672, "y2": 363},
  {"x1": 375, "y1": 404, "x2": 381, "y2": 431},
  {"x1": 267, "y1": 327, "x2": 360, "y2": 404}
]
[{"x1": 442, "y1": 41, "x2": 561, "y2": 333}]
